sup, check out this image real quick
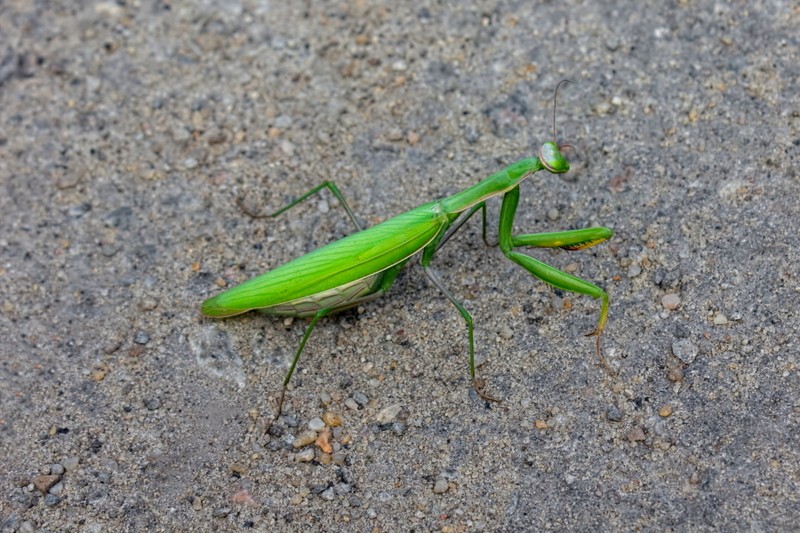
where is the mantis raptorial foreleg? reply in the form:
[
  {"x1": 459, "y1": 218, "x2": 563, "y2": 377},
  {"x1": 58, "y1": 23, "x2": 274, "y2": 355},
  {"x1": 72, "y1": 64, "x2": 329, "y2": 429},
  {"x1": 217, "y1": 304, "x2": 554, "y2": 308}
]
[{"x1": 498, "y1": 186, "x2": 612, "y2": 362}]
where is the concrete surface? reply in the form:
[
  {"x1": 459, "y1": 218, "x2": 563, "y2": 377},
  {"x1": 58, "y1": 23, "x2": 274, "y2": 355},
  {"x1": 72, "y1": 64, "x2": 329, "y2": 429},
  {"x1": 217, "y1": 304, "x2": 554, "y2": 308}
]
[{"x1": 1, "y1": 1, "x2": 798, "y2": 531}]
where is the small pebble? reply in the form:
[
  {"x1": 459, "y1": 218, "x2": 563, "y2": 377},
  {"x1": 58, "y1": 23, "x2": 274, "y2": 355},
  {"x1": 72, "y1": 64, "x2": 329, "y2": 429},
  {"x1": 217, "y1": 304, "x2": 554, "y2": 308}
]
[
  {"x1": 607, "y1": 406, "x2": 623, "y2": 422},
  {"x1": 134, "y1": 331, "x2": 150, "y2": 345},
  {"x1": 212, "y1": 507, "x2": 232, "y2": 518},
  {"x1": 292, "y1": 430, "x2": 318, "y2": 448},
  {"x1": 322, "y1": 411, "x2": 342, "y2": 427},
  {"x1": 672, "y1": 339, "x2": 698, "y2": 364},
  {"x1": 713, "y1": 313, "x2": 729, "y2": 325},
  {"x1": 144, "y1": 397, "x2": 161, "y2": 410},
  {"x1": 627, "y1": 264, "x2": 642, "y2": 278},
  {"x1": 627, "y1": 427, "x2": 646, "y2": 442},
  {"x1": 667, "y1": 367, "x2": 684, "y2": 382},
  {"x1": 44, "y1": 493, "x2": 61, "y2": 507},
  {"x1": 659, "y1": 404, "x2": 673, "y2": 417},
  {"x1": 49, "y1": 482, "x2": 64, "y2": 496},
  {"x1": 62, "y1": 457, "x2": 80, "y2": 471},
  {"x1": 375, "y1": 404, "x2": 402, "y2": 424},
  {"x1": 50, "y1": 463, "x2": 65, "y2": 476},
  {"x1": 534, "y1": 419, "x2": 548, "y2": 430},
  {"x1": 547, "y1": 207, "x2": 560, "y2": 221},
  {"x1": 308, "y1": 417, "x2": 326, "y2": 431},
  {"x1": 344, "y1": 398, "x2": 360, "y2": 411},
  {"x1": 32, "y1": 474, "x2": 61, "y2": 493},
  {"x1": 295, "y1": 448, "x2": 315, "y2": 462},
  {"x1": 315, "y1": 428, "x2": 333, "y2": 454},
  {"x1": 320, "y1": 487, "x2": 336, "y2": 501},
  {"x1": 661, "y1": 294, "x2": 681, "y2": 310},
  {"x1": 433, "y1": 478, "x2": 449, "y2": 494},
  {"x1": 352, "y1": 392, "x2": 369, "y2": 406},
  {"x1": 499, "y1": 326, "x2": 514, "y2": 340}
]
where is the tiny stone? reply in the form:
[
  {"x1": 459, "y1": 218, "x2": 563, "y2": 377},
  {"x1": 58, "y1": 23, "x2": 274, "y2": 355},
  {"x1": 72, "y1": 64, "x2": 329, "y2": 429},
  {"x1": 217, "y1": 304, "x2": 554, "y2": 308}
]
[
  {"x1": 607, "y1": 406, "x2": 623, "y2": 422},
  {"x1": 661, "y1": 294, "x2": 681, "y2": 310},
  {"x1": 433, "y1": 478, "x2": 449, "y2": 494},
  {"x1": 295, "y1": 448, "x2": 315, "y2": 462},
  {"x1": 344, "y1": 398, "x2": 360, "y2": 410},
  {"x1": 334, "y1": 483, "x2": 352, "y2": 496},
  {"x1": 627, "y1": 264, "x2": 642, "y2": 278},
  {"x1": 658, "y1": 404, "x2": 673, "y2": 417},
  {"x1": 192, "y1": 496, "x2": 203, "y2": 511},
  {"x1": 62, "y1": 457, "x2": 80, "y2": 471},
  {"x1": 134, "y1": 331, "x2": 150, "y2": 345},
  {"x1": 50, "y1": 463, "x2": 65, "y2": 476},
  {"x1": 349, "y1": 496, "x2": 363, "y2": 507},
  {"x1": 308, "y1": 417, "x2": 326, "y2": 431},
  {"x1": 332, "y1": 451, "x2": 347, "y2": 465},
  {"x1": 627, "y1": 427, "x2": 646, "y2": 442},
  {"x1": 392, "y1": 422, "x2": 406, "y2": 436},
  {"x1": 352, "y1": 391, "x2": 369, "y2": 406},
  {"x1": 320, "y1": 487, "x2": 336, "y2": 501},
  {"x1": 144, "y1": 397, "x2": 161, "y2": 410},
  {"x1": 44, "y1": 493, "x2": 61, "y2": 507},
  {"x1": 667, "y1": 367, "x2": 684, "y2": 382},
  {"x1": 322, "y1": 411, "x2": 342, "y2": 427},
  {"x1": 375, "y1": 403, "x2": 402, "y2": 424},
  {"x1": 672, "y1": 339, "x2": 698, "y2": 364},
  {"x1": 212, "y1": 507, "x2": 232, "y2": 518},
  {"x1": 18, "y1": 522, "x2": 35, "y2": 533},
  {"x1": 292, "y1": 430, "x2": 318, "y2": 448},
  {"x1": 499, "y1": 326, "x2": 514, "y2": 340},
  {"x1": 32, "y1": 474, "x2": 61, "y2": 493},
  {"x1": 547, "y1": 207, "x2": 559, "y2": 221},
  {"x1": 713, "y1": 313, "x2": 729, "y2": 325},
  {"x1": 48, "y1": 482, "x2": 64, "y2": 496}
]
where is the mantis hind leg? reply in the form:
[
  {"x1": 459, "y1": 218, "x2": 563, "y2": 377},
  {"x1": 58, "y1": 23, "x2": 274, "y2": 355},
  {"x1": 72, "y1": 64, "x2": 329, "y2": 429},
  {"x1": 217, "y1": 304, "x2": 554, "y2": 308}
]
[
  {"x1": 270, "y1": 264, "x2": 404, "y2": 427},
  {"x1": 238, "y1": 180, "x2": 362, "y2": 231},
  {"x1": 498, "y1": 186, "x2": 612, "y2": 365},
  {"x1": 273, "y1": 308, "x2": 332, "y2": 424}
]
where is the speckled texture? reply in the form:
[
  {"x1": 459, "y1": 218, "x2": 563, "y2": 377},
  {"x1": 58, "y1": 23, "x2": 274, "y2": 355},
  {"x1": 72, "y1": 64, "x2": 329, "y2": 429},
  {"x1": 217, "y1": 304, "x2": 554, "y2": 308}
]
[{"x1": 1, "y1": 1, "x2": 798, "y2": 531}]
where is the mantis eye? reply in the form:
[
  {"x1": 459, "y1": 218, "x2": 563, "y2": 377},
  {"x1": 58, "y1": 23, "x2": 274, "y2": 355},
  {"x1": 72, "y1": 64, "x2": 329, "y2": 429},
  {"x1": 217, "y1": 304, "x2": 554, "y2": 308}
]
[{"x1": 539, "y1": 142, "x2": 569, "y2": 174}]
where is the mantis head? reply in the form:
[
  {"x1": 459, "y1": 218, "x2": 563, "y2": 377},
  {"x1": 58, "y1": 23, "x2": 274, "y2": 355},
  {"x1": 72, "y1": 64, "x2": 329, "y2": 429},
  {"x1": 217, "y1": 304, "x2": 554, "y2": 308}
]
[{"x1": 539, "y1": 141, "x2": 570, "y2": 174}]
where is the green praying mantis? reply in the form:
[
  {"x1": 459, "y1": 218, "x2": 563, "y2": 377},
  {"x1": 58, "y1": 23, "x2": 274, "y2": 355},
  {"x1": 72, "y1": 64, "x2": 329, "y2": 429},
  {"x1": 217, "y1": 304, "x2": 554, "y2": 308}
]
[{"x1": 201, "y1": 82, "x2": 613, "y2": 419}]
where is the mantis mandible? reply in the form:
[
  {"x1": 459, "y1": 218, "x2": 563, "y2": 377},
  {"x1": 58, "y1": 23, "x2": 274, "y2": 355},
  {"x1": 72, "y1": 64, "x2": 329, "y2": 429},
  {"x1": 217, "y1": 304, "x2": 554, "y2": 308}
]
[{"x1": 201, "y1": 82, "x2": 613, "y2": 419}]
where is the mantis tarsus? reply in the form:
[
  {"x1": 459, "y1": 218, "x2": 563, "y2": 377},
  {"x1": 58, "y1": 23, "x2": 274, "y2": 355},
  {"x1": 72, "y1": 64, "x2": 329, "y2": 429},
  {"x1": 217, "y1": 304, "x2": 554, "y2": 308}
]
[{"x1": 201, "y1": 82, "x2": 613, "y2": 419}]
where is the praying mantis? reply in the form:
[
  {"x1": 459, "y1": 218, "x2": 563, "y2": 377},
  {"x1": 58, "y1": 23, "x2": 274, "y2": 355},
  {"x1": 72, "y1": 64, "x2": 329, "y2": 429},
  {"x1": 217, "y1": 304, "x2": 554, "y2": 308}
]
[{"x1": 201, "y1": 82, "x2": 613, "y2": 419}]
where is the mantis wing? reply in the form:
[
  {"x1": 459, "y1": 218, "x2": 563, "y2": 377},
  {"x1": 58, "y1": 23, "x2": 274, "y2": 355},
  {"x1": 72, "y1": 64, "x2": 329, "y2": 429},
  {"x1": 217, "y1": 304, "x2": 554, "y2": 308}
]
[{"x1": 202, "y1": 201, "x2": 447, "y2": 317}]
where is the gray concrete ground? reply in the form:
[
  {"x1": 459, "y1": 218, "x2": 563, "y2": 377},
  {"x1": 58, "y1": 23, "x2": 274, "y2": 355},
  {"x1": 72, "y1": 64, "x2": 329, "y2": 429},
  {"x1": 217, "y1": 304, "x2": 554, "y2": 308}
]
[{"x1": 1, "y1": 1, "x2": 798, "y2": 531}]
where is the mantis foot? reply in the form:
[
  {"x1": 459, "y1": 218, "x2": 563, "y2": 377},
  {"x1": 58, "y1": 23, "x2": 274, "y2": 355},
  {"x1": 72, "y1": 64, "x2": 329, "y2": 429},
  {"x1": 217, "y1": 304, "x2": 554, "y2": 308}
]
[{"x1": 472, "y1": 378, "x2": 502, "y2": 403}]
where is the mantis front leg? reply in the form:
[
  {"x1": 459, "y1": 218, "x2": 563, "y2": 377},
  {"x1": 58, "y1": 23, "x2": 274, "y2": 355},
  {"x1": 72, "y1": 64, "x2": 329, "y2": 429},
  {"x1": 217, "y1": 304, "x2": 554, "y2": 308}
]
[{"x1": 498, "y1": 186, "x2": 612, "y2": 360}]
